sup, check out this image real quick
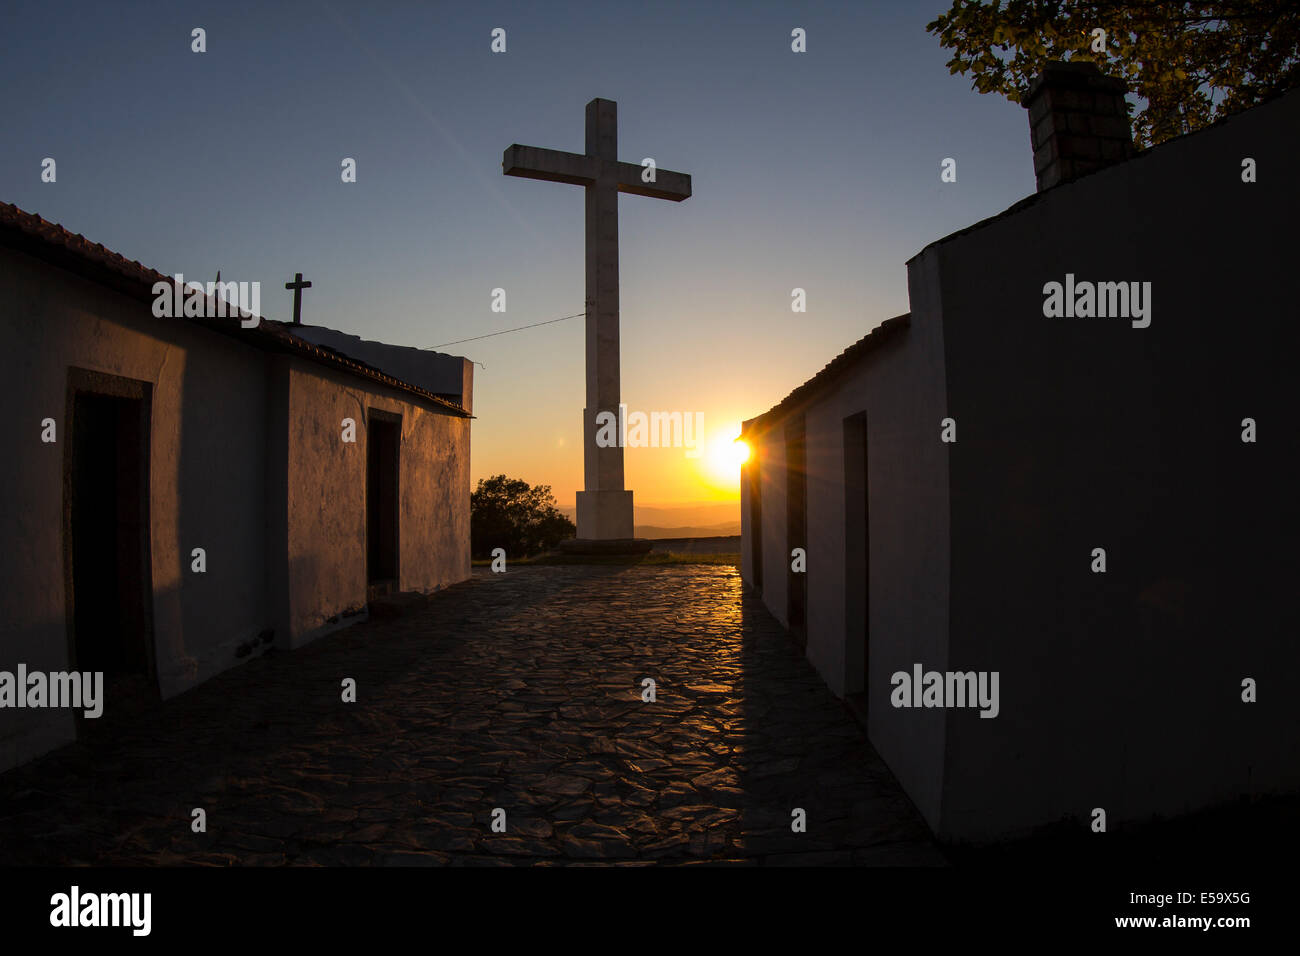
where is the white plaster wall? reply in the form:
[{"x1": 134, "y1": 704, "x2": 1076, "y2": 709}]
[
  {"x1": 803, "y1": 313, "x2": 951, "y2": 830},
  {"x1": 755, "y1": 426, "x2": 788, "y2": 625},
  {"x1": 0, "y1": 249, "x2": 270, "y2": 770},
  {"x1": 740, "y1": 458, "x2": 755, "y2": 583},
  {"x1": 280, "y1": 361, "x2": 470, "y2": 647},
  {"x1": 741, "y1": 298, "x2": 950, "y2": 831},
  {"x1": 932, "y1": 89, "x2": 1300, "y2": 842}
]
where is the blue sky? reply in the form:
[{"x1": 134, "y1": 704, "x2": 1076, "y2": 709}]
[{"x1": 1, "y1": 0, "x2": 1038, "y2": 507}]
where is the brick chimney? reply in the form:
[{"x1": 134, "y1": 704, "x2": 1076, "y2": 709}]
[{"x1": 1024, "y1": 60, "x2": 1135, "y2": 191}]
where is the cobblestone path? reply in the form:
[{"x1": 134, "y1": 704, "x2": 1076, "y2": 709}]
[{"x1": 0, "y1": 566, "x2": 945, "y2": 866}]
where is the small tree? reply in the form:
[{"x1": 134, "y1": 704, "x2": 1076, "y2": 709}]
[{"x1": 470, "y1": 475, "x2": 576, "y2": 559}]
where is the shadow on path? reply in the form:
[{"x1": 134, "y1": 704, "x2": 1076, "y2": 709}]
[{"x1": 0, "y1": 566, "x2": 943, "y2": 866}]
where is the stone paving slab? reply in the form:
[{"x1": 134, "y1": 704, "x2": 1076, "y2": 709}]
[{"x1": 0, "y1": 565, "x2": 945, "y2": 866}]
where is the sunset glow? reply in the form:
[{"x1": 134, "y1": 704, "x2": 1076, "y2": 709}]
[{"x1": 696, "y1": 428, "x2": 750, "y2": 494}]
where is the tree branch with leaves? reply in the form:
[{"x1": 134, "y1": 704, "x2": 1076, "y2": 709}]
[{"x1": 927, "y1": 1, "x2": 1300, "y2": 147}]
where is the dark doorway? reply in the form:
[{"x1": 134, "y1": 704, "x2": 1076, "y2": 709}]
[
  {"x1": 366, "y1": 411, "x2": 400, "y2": 597},
  {"x1": 843, "y1": 412, "x2": 869, "y2": 719},
  {"x1": 64, "y1": 370, "x2": 155, "y2": 724},
  {"x1": 785, "y1": 415, "x2": 807, "y2": 645}
]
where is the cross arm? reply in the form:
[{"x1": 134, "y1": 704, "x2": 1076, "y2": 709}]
[
  {"x1": 502, "y1": 145, "x2": 597, "y2": 187},
  {"x1": 616, "y1": 162, "x2": 691, "y2": 201}
]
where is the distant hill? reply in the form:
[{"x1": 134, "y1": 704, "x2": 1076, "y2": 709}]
[
  {"x1": 635, "y1": 522, "x2": 742, "y2": 540},
  {"x1": 559, "y1": 501, "x2": 740, "y2": 535}
]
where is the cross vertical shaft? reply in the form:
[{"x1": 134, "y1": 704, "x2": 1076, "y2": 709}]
[{"x1": 584, "y1": 99, "x2": 623, "y2": 502}]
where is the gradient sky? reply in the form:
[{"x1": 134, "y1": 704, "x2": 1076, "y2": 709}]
[{"x1": 0, "y1": 0, "x2": 1039, "y2": 512}]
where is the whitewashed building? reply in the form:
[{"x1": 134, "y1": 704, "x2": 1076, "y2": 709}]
[
  {"x1": 741, "y1": 65, "x2": 1298, "y2": 843},
  {"x1": 0, "y1": 202, "x2": 474, "y2": 772}
]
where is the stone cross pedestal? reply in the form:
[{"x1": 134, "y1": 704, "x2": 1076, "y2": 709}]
[{"x1": 503, "y1": 98, "x2": 691, "y2": 547}]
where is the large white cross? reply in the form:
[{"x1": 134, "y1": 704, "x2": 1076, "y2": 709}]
[{"x1": 503, "y1": 98, "x2": 692, "y2": 540}]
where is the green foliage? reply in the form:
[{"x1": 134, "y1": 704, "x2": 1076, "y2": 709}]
[
  {"x1": 470, "y1": 474, "x2": 575, "y2": 559},
  {"x1": 927, "y1": 1, "x2": 1300, "y2": 146}
]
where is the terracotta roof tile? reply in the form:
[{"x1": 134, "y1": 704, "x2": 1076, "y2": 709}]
[
  {"x1": 0, "y1": 201, "x2": 471, "y2": 418},
  {"x1": 743, "y1": 313, "x2": 909, "y2": 434}
]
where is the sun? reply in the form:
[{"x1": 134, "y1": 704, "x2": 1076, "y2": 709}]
[
  {"x1": 725, "y1": 436, "x2": 752, "y2": 467},
  {"x1": 701, "y1": 429, "x2": 751, "y2": 490}
]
